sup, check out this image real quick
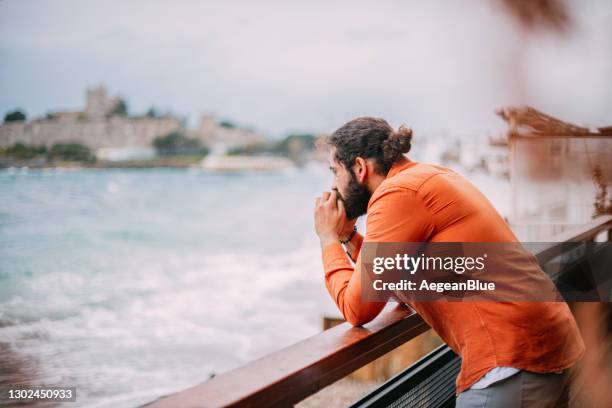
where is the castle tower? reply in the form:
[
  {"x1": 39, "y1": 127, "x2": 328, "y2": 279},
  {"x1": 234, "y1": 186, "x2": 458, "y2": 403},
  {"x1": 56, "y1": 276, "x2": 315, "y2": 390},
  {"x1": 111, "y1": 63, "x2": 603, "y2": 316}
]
[{"x1": 86, "y1": 85, "x2": 118, "y2": 120}]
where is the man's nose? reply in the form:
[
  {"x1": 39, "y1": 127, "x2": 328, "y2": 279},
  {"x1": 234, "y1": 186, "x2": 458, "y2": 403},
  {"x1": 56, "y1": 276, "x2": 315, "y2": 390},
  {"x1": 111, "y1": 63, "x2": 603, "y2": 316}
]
[{"x1": 330, "y1": 181, "x2": 337, "y2": 191}]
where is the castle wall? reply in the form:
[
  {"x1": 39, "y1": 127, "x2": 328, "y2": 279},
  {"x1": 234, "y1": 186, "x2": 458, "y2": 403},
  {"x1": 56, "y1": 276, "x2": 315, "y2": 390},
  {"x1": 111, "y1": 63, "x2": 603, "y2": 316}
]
[{"x1": 0, "y1": 117, "x2": 182, "y2": 149}]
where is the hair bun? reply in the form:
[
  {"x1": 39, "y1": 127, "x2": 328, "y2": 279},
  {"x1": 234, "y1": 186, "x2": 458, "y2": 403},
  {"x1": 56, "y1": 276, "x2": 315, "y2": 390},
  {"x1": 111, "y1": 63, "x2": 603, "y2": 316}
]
[
  {"x1": 382, "y1": 124, "x2": 413, "y2": 162},
  {"x1": 391, "y1": 124, "x2": 413, "y2": 153}
]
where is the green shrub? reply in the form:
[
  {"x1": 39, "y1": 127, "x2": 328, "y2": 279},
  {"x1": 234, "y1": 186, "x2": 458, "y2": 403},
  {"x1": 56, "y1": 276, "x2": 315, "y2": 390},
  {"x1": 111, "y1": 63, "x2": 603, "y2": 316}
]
[
  {"x1": 153, "y1": 131, "x2": 209, "y2": 156},
  {"x1": 49, "y1": 142, "x2": 96, "y2": 162},
  {"x1": 0, "y1": 143, "x2": 47, "y2": 159},
  {"x1": 227, "y1": 134, "x2": 316, "y2": 157},
  {"x1": 227, "y1": 142, "x2": 273, "y2": 156}
]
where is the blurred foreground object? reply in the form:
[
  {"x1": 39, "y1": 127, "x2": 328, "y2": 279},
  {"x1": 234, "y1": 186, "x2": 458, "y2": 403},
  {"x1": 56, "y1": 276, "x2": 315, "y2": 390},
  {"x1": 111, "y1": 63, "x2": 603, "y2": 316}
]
[
  {"x1": 499, "y1": 0, "x2": 571, "y2": 33},
  {"x1": 498, "y1": 106, "x2": 612, "y2": 240},
  {"x1": 572, "y1": 302, "x2": 612, "y2": 407}
]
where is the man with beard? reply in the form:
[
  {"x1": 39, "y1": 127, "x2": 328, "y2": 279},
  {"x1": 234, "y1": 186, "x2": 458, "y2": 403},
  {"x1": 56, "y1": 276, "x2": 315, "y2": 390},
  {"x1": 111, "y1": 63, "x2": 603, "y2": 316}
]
[{"x1": 313, "y1": 117, "x2": 584, "y2": 407}]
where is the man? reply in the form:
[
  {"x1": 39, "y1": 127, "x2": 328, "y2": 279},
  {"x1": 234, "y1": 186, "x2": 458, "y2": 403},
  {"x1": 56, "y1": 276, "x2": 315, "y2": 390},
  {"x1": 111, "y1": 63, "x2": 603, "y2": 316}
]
[{"x1": 314, "y1": 117, "x2": 584, "y2": 407}]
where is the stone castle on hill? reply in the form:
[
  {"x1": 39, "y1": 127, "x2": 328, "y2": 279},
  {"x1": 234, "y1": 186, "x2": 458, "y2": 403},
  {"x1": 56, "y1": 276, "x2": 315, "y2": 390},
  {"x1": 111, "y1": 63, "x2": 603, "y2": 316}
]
[{"x1": 0, "y1": 86, "x2": 266, "y2": 158}]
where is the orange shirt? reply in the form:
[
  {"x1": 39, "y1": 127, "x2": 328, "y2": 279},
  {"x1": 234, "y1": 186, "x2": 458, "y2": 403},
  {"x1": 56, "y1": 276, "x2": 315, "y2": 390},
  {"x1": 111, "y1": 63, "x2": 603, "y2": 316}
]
[{"x1": 322, "y1": 158, "x2": 585, "y2": 394}]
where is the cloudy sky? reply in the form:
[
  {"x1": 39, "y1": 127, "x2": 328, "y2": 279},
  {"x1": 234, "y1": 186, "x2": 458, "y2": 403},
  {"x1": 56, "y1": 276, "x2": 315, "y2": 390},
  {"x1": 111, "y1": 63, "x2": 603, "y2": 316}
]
[{"x1": 1, "y1": 0, "x2": 610, "y2": 137}]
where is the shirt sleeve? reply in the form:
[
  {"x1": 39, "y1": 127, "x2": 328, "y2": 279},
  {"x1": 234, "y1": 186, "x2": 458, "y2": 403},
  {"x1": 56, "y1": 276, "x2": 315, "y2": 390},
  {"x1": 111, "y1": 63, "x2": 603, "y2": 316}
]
[{"x1": 322, "y1": 186, "x2": 435, "y2": 326}]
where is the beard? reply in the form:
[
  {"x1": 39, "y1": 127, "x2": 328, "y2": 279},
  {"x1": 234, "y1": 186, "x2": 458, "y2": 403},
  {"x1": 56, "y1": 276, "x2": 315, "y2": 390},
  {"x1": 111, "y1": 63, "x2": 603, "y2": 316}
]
[{"x1": 338, "y1": 171, "x2": 372, "y2": 220}]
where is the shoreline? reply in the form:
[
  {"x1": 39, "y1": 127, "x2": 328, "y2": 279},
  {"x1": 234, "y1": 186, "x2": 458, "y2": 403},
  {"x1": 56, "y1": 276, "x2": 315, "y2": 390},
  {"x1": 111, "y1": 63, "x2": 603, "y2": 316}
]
[
  {"x1": 0, "y1": 155, "x2": 314, "y2": 171},
  {"x1": 0, "y1": 157, "x2": 205, "y2": 169}
]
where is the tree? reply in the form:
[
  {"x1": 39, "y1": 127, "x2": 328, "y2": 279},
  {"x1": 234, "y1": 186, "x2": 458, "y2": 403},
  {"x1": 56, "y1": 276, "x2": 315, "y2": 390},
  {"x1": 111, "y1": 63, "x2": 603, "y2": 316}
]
[
  {"x1": 276, "y1": 133, "x2": 316, "y2": 155},
  {"x1": 4, "y1": 110, "x2": 26, "y2": 122},
  {"x1": 219, "y1": 119, "x2": 237, "y2": 129},
  {"x1": 145, "y1": 107, "x2": 158, "y2": 118},
  {"x1": 153, "y1": 131, "x2": 208, "y2": 156},
  {"x1": 110, "y1": 98, "x2": 128, "y2": 117}
]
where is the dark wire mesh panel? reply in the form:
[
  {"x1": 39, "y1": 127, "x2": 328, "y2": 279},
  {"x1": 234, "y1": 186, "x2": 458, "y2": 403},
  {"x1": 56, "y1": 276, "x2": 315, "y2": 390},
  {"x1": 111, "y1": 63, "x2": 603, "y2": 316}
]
[
  {"x1": 387, "y1": 356, "x2": 460, "y2": 408},
  {"x1": 350, "y1": 345, "x2": 460, "y2": 408}
]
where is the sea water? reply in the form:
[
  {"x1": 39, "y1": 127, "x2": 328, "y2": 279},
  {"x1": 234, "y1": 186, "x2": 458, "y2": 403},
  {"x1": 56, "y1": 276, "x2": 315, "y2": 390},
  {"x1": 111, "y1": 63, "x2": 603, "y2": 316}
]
[{"x1": 0, "y1": 166, "x2": 339, "y2": 407}]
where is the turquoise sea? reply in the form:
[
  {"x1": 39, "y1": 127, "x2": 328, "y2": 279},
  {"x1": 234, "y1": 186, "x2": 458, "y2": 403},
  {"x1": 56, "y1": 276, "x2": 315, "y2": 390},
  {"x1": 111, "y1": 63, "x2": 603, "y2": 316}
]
[{"x1": 0, "y1": 167, "x2": 340, "y2": 407}]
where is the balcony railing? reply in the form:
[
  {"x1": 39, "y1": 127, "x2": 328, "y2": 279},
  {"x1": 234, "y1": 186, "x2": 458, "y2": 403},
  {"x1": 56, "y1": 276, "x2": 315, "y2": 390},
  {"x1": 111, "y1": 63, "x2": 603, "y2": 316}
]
[{"x1": 144, "y1": 214, "x2": 612, "y2": 408}]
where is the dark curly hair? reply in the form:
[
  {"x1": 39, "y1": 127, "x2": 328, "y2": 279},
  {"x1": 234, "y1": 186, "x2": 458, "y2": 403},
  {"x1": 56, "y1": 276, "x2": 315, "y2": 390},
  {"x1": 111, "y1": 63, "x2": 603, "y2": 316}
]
[{"x1": 327, "y1": 117, "x2": 412, "y2": 175}]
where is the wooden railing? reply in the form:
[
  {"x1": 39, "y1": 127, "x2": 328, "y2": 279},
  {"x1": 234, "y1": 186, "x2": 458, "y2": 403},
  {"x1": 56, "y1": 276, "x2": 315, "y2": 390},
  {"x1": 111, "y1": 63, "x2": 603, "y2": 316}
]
[
  {"x1": 534, "y1": 215, "x2": 612, "y2": 263},
  {"x1": 144, "y1": 215, "x2": 612, "y2": 408}
]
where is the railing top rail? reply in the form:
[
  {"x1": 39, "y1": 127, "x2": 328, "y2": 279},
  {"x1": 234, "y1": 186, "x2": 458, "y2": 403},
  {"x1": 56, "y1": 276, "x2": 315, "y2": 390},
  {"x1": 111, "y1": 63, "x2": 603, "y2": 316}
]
[
  {"x1": 535, "y1": 215, "x2": 612, "y2": 264},
  {"x1": 144, "y1": 305, "x2": 428, "y2": 408},
  {"x1": 144, "y1": 215, "x2": 612, "y2": 408},
  {"x1": 548, "y1": 214, "x2": 611, "y2": 243}
]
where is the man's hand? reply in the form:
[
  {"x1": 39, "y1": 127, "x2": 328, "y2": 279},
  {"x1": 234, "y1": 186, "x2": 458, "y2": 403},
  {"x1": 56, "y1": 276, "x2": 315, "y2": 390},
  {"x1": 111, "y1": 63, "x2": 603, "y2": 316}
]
[
  {"x1": 332, "y1": 189, "x2": 357, "y2": 241},
  {"x1": 314, "y1": 190, "x2": 348, "y2": 249}
]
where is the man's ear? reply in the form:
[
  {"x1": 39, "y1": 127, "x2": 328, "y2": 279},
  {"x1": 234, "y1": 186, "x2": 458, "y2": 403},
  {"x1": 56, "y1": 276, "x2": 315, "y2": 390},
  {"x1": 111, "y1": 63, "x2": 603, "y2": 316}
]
[{"x1": 353, "y1": 157, "x2": 368, "y2": 183}]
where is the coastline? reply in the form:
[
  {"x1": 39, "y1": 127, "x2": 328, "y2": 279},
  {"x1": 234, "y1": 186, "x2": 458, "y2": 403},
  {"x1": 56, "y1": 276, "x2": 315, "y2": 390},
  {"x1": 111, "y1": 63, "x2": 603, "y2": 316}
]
[{"x1": 0, "y1": 156, "x2": 206, "y2": 169}]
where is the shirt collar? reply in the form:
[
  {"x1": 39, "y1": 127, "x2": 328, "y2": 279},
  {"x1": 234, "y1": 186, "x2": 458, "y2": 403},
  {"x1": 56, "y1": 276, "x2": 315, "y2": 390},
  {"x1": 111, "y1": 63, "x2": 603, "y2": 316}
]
[{"x1": 386, "y1": 157, "x2": 414, "y2": 179}]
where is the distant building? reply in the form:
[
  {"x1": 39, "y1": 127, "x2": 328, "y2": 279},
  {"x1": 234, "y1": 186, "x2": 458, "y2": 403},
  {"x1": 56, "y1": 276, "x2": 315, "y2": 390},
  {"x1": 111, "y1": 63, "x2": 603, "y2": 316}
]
[
  {"x1": 0, "y1": 86, "x2": 182, "y2": 159},
  {"x1": 452, "y1": 132, "x2": 509, "y2": 177},
  {"x1": 196, "y1": 114, "x2": 266, "y2": 153},
  {"x1": 1, "y1": 86, "x2": 271, "y2": 160},
  {"x1": 499, "y1": 106, "x2": 612, "y2": 240},
  {"x1": 483, "y1": 135, "x2": 509, "y2": 178}
]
